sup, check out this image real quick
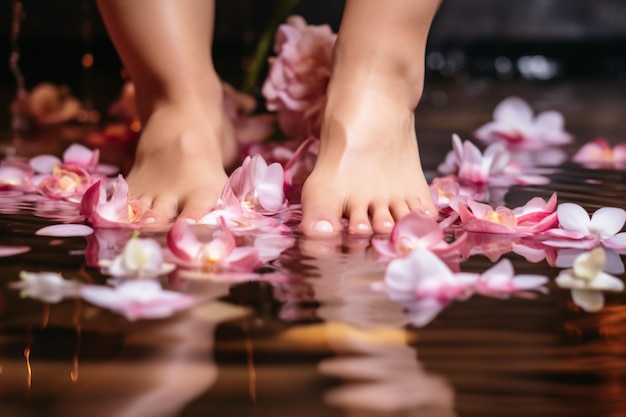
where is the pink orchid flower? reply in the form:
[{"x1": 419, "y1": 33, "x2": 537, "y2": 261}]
[
  {"x1": 555, "y1": 247, "x2": 625, "y2": 312},
  {"x1": 463, "y1": 258, "x2": 548, "y2": 298},
  {"x1": 30, "y1": 143, "x2": 118, "y2": 177},
  {"x1": 474, "y1": 96, "x2": 572, "y2": 150},
  {"x1": 10, "y1": 82, "x2": 85, "y2": 127},
  {"x1": 457, "y1": 194, "x2": 558, "y2": 236},
  {"x1": 262, "y1": 15, "x2": 336, "y2": 141},
  {"x1": 80, "y1": 175, "x2": 148, "y2": 229},
  {"x1": 0, "y1": 158, "x2": 35, "y2": 192},
  {"x1": 438, "y1": 134, "x2": 513, "y2": 187},
  {"x1": 36, "y1": 163, "x2": 93, "y2": 201},
  {"x1": 376, "y1": 247, "x2": 472, "y2": 302},
  {"x1": 166, "y1": 217, "x2": 261, "y2": 272},
  {"x1": 10, "y1": 271, "x2": 81, "y2": 303},
  {"x1": 222, "y1": 154, "x2": 287, "y2": 215},
  {"x1": 80, "y1": 280, "x2": 194, "y2": 321},
  {"x1": 99, "y1": 236, "x2": 176, "y2": 279},
  {"x1": 544, "y1": 203, "x2": 626, "y2": 251},
  {"x1": 372, "y1": 210, "x2": 466, "y2": 260},
  {"x1": 572, "y1": 137, "x2": 626, "y2": 169}
]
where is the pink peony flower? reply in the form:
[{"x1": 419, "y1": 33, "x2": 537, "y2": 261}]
[
  {"x1": 371, "y1": 210, "x2": 466, "y2": 261},
  {"x1": 572, "y1": 137, "x2": 626, "y2": 169},
  {"x1": 544, "y1": 203, "x2": 626, "y2": 251},
  {"x1": 166, "y1": 217, "x2": 261, "y2": 273},
  {"x1": 262, "y1": 15, "x2": 336, "y2": 141},
  {"x1": 474, "y1": 96, "x2": 572, "y2": 150},
  {"x1": 80, "y1": 175, "x2": 149, "y2": 229},
  {"x1": 80, "y1": 280, "x2": 194, "y2": 321}
]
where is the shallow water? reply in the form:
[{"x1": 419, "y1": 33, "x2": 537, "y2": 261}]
[{"x1": 1, "y1": 80, "x2": 626, "y2": 417}]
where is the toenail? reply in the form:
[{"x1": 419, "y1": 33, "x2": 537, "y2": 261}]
[
  {"x1": 144, "y1": 217, "x2": 156, "y2": 224},
  {"x1": 312, "y1": 220, "x2": 334, "y2": 233},
  {"x1": 184, "y1": 217, "x2": 197, "y2": 225},
  {"x1": 383, "y1": 220, "x2": 394, "y2": 229},
  {"x1": 357, "y1": 223, "x2": 371, "y2": 232}
]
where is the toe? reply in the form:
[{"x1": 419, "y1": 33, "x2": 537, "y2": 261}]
[
  {"x1": 179, "y1": 190, "x2": 219, "y2": 222},
  {"x1": 300, "y1": 196, "x2": 343, "y2": 237},
  {"x1": 390, "y1": 199, "x2": 411, "y2": 221},
  {"x1": 150, "y1": 194, "x2": 179, "y2": 223},
  {"x1": 370, "y1": 203, "x2": 395, "y2": 234},
  {"x1": 346, "y1": 203, "x2": 373, "y2": 236}
]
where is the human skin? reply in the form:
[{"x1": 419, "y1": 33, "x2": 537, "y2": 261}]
[{"x1": 96, "y1": 0, "x2": 440, "y2": 234}]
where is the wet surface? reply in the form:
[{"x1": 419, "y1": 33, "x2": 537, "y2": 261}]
[{"x1": 1, "y1": 79, "x2": 626, "y2": 417}]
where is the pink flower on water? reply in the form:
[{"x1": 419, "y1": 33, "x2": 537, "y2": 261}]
[
  {"x1": 0, "y1": 158, "x2": 35, "y2": 192},
  {"x1": 372, "y1": 210, "x2": 466, "y2": 261},
  {"x1": 30, "y1": 143, "x2": 118, "y2": 177},
  {"x1": 572, "y1": 137, "x2": 626, "y2": 169},
  {"x1": 37, "y1": 163, "x2": 93, "y2": 201},
  {"x1": 100, "y1": 237, "x2": 175, "y2": 279},
  {"x1": 544, "y1": 203, "x2": 626, "y2": 251},
  {"x1": 262, "y1": 15, "x2": 336, "y2": 141},
  {"x1": 80, "y1": 280, "x2": 194, "y2": 321},
  {"x1": 474, "y1": 96, "x2": 572, "y2": 150},
  {"x1": 166, "y1": 217, "x2": 261, "y2": 272},
  {"x1": 465, "y1": 258, "x2": 548, "y2": 298},
  {"x1": 438, "y1": 134, "x2": 512, "y2": 187},
  {"x1": 457, "y1": 194, "x2": 558, "y2": 236},
  {"x1": 375, "y1": 247, "x2": 472, "y2": 302},
  {"x1": 222, "y1": 154, "x2": 287, "y2": 215},
  {"x1": 80, "y1": 175, "x2": 148, "y2": 229}
]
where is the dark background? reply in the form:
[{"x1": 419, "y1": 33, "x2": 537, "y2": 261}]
[{"x1": 0, "y1": 0, "x2": 625, "y2": 128}]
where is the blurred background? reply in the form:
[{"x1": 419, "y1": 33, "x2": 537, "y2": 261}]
[{"x1": 0, "y1": 0, "x2": 625, "y2": 132}]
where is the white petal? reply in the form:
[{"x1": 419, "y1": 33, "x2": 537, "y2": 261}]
[
  {"x1": 590, "y1": 207, "x2": 626, "y2": 239},
  {"x1": 571, "y1": 289, "x2": 604, "y2": 312},
  {"x1": 557, "y1": 203, "x2": 590, "y2": 234}
]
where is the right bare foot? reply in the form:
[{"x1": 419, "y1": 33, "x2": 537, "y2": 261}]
[{"x1": 127, "y1": 101, "x2": 229, "y2": 224}]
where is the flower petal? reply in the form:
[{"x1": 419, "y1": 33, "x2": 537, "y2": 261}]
[{"x1": 36, "y1": 224, "x2": 94, "y2": 237}]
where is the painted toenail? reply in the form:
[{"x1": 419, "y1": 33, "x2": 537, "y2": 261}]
[
  {"x1": 144, "y1": 217, "x2": 156, "y2": 224},
  {"x1": 357, "y1": 223, "x2": 371, "y2": 232},
  {"x1": 312, "y1": 220, "x2": 334, "y2": 233},
  {"x1": 184, "y1": 217, "x2": 197, "y2": 225},
  {"x1": 383, "y1": 220, "x2": 394, "y2": 229}
]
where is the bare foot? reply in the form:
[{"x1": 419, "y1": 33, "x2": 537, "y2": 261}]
[
  {"x1": 127, "y1": 102, "x2": 229, "y2": 224},
  {"x1": 300, "y1": 72, "x2": 436, "y2": 237}
]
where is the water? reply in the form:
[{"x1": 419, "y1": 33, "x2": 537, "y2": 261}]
[{"x1": 1, "y1": 79, "x2": 626, "y2": 417}]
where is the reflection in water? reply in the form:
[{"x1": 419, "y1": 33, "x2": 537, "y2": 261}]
[{"x1": 320, "y1": 323, "x2": 456, "y2": 416}]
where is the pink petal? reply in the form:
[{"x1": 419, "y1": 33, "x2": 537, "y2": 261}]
[
  {"x1": 29, "y1": 155, "x2": 61, "y2": 174},
  {"x1": 63, "y1": 144, "x2": 96, "y2": 167},
  {"x1": 0, "y1": 245, "x2": 30, "y2": 257},
  {"x1": 166, "y1": 219, "x2": 204, "y2": 263},
  {"x1": 590, "y1": 207, "x2": 625, "y2": 239},
  {"x1": 493, "y1": 96, "x2": 533, "y2": 124},
  {"x1": 36, "y1": 224, "x2": 94, "y2": 237},
  {"x1": 257, "y1": 162, "x2": 286, "y2": 212},
  {"x1": 557, "y1": 203, "x2": 591, "y2": 234}
]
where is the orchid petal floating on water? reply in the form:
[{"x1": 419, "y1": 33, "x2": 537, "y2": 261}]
[
  {"x1": 80, "y1": 280, "x2": 194, "y2": 321},
  {"x1": 572, "y1": 137, "x2": 626, "y2": 169},
  {"x1": 0, "y1": 245, "x2": 30, "y2": 257},
  {"x1": 35, "y1": 223, "x2": 94, "y2": 237}
]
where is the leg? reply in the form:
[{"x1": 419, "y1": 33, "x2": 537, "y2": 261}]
[
  {"x1": 97, "y1": 0, "x2": 229, "y2": 223},
  {"x1": 300, "y1": 0, "x2": 440, "y2": 236}
]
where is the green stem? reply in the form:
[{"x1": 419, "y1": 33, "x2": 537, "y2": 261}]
[{"x1": 242, "y1": 0, "x2": 299, "y2": 93}]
